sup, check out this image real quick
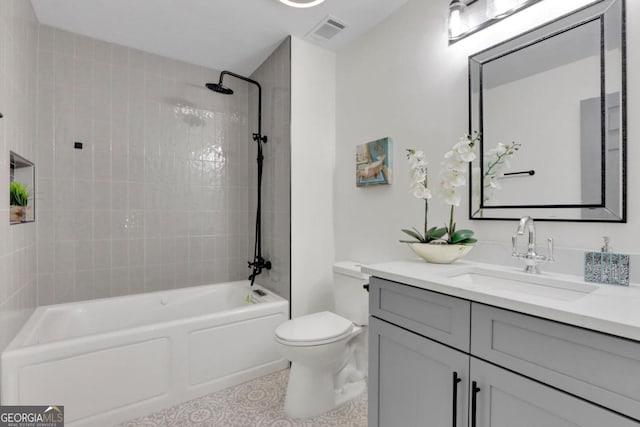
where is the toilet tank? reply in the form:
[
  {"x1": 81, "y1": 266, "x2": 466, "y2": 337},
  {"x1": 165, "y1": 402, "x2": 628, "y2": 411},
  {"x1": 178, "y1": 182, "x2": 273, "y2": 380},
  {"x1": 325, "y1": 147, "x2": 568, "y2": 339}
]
[{"x1": 333, "y1": 261, "x2": 370, "y2": 326}]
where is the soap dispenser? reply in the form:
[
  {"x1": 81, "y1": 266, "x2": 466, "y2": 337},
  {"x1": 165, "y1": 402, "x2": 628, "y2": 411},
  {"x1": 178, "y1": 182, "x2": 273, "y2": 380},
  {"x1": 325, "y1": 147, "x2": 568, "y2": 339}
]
[{"x1": 584, "y1": 237, "x2": 630, "y2": 286}]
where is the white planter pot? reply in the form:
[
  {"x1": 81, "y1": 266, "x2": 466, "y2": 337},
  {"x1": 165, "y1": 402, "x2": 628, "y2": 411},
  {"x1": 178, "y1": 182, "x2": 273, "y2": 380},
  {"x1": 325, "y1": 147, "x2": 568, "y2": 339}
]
[{"x1": 408, "y1": 242, "x2": 473, "y2": 264}]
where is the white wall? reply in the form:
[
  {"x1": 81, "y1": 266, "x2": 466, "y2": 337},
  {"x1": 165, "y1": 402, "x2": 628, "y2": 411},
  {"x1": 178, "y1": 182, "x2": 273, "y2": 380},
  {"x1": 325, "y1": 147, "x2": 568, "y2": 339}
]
[
  {"x1": 335, "y1": 0, "x2": 639, "y2": 275},
  {"x1": 291, "y1": 37, "x2": 336, "y2": 317}
]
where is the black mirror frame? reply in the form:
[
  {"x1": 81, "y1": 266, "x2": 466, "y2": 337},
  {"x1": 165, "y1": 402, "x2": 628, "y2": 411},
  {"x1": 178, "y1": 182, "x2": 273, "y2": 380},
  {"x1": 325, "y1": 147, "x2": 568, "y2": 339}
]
[{"x1": 468, "y1": 0, "x2": 627, "y2": 223}]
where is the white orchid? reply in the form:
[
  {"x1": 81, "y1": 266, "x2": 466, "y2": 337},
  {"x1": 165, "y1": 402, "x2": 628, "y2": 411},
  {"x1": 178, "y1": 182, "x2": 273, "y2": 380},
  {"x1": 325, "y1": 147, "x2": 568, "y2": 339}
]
[
  {"x1": 401, "y1": 135, "x2": 479, "y2": 247},
  {"x1": 438, "y1": 132, "x2": 481, "y2": 245},
  {"x1": 487, "y1": 142, "x2": 506, "y2": 156},
  {"x1": 451, "y1": 137, "x2": 477, "y2": 162},
  {"x1": 482, "y1": 141, "x2": 522, "y2": 203},
  {"x1": 402, "y1": 149, "x2": 446, "y2": 244},
  {"x1": 407, "y1": 149, "x2": 431, "y2": 201},
  {"x1": 407, "y1": 149, "x2": 426, "y2": 167},
  {"x1": 440, "y1": 135, "x2": 477, "y2": 207},
  {"x1": 412, "y1": 185, "x2": 432, "y2": 200},
  {"x1": 487, "y1": 178, "x2": 502, "y2": 189},
  {"x1": 441, "y1": 169, "x2": 466, "y2": 190},
  {"x1": 411, "y1": 168, "x2": 427, "y2": 184},
  {"x1": 441, "y1": 186, "x2": 461, "y2": 206}
]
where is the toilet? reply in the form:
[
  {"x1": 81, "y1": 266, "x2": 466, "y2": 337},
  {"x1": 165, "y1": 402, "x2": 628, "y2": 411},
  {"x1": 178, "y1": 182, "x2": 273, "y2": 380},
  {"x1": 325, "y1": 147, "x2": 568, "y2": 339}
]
[{"x1": 275, "y1": 261, "x2": 369, "y2": 418}]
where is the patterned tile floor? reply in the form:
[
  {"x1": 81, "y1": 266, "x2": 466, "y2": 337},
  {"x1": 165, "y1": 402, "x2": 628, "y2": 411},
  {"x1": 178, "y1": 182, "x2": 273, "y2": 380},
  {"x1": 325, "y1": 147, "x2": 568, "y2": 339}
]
[{"x1": 119, "y1": 369, "x2": 368, "y2": 427}]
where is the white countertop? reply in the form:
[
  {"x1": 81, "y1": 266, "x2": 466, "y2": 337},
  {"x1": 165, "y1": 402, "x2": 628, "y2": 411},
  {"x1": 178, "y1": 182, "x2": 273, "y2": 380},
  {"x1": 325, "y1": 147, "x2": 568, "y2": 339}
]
[{"x1": 362, "y1": 260, "x2": 640, "y2": 342}]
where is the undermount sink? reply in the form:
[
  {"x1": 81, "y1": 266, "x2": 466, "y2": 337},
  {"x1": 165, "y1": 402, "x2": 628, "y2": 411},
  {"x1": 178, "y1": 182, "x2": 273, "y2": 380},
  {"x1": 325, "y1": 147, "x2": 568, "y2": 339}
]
[{"x1": 446, "y1": 267, "x2": 598, "y2": 302}]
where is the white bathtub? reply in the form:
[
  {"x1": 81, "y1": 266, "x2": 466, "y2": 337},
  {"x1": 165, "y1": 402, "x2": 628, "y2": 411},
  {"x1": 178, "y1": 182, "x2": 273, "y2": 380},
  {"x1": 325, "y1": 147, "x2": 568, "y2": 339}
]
[{"x1": 1, "y1": 282, "x2": 288, "y2": 426}]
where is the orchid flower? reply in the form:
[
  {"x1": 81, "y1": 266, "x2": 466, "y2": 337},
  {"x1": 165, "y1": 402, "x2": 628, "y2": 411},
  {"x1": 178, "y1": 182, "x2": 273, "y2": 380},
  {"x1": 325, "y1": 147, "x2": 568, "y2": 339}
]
[
  {"x1": 482, "y1": 141, "x2": 522, "y2": 203},
  {"x1": 401, "y1": 133, "x2": 480, "y2": 247},
  {"x1": 439, "y1": 133, "x2": 480, "y2": 245},
  {"x1": 401, "y1": 149, "x2": 446, "y2": 243}
]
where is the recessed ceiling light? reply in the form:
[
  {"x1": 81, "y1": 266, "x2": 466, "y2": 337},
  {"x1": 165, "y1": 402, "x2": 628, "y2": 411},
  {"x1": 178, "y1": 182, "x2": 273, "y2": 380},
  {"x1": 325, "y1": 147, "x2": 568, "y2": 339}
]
[{"x1": 279, "y1": 0, "x2": 326, "y2": 8}]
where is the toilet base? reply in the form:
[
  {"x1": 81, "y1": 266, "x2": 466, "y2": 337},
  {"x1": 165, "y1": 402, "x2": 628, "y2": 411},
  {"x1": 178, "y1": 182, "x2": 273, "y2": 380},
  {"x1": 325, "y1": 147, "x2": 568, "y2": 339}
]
[
  {"x1": 335, "y1": 378, "x2": 367, "y2": 407},
  {"x1": 284, "y1": 362, "x2": 335, "y2": 418},
  {"x1": 284, "y1": 363, "x2": 367, "y2": 419}
]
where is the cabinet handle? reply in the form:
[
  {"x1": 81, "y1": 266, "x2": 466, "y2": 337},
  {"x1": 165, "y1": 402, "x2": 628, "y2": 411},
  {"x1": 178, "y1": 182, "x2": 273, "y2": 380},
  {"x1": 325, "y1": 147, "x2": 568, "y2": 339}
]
[
  {"x1": 471, "y1": 381, "x2": 481, "y2": 427},
  {"x1": 452, "y1": 371, "x2": 462, "y2": 427}
]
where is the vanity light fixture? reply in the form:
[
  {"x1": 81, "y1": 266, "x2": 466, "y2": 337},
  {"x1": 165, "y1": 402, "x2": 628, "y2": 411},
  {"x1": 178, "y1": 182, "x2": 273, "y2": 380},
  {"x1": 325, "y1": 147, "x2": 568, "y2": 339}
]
[
  {"x1": 448, "y1": 0, "x2": 469, "y2": 40},
  {"x1": 448, "y1": 0, "x2": 542, "y2": 44},
  {"x1": 486, "y1": 0, "x2": 523, "y2": 19},
  {"x1": 279, "y1": 0, "x2": 326, "y2": 8}
]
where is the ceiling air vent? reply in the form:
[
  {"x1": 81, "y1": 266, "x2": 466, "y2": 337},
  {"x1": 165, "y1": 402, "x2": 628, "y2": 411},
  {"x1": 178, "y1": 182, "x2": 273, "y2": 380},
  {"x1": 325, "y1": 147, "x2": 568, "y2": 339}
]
[{"x1": 308, "y1": 16, "x2": 347, "y2": 42}]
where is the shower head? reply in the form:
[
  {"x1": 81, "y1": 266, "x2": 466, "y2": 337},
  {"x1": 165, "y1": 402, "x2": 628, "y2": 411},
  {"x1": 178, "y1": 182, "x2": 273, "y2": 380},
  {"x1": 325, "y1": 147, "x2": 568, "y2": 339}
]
[
  {"x1": 206, "y1": 70, "x2": 264, "y2": 138},
  {"x1": 206, "y1": 82, "x2": 234, "y2": 95}
]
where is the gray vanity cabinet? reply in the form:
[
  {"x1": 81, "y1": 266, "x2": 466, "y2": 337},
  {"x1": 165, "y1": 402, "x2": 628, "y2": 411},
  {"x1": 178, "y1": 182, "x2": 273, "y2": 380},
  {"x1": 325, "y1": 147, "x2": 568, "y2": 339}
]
[
  {"x1": 369, "y1": 316, "x2": 469, "y2": 427},
  {"x1": 369, "y1": 276, "x2": 470, "y2": 352},
  {"x1": 471, "y1": 303, "x2": 640, "y2": 420},
  {"x1": 369, "y1": 277, "x2": 640, "y2": 427},
  {"x1": 470, "y1": 358, "x2": 638, "y2": 427}
]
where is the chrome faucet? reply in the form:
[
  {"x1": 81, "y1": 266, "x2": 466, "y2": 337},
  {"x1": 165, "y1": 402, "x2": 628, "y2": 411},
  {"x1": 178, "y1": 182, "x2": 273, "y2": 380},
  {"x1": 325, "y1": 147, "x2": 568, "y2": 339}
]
[{"x1": 512, "y1": 216, "x2": 554, "y2": 274}]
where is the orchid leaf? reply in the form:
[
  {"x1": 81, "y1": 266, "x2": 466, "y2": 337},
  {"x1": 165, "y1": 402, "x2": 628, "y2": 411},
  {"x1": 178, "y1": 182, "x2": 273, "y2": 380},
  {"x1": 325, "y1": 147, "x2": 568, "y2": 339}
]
[
  {"x1": 426, "y1": 227, "x2": 447, "y2": 240},
  {"x1": 457, "y1": 238, "x2": 477, "y2": 245},
  {"x1": 451, "y1": 229, "x2": 475, "y2": 244},
  {"x1": 401, "y1": 229, "x2": 425, "y2": 243}
]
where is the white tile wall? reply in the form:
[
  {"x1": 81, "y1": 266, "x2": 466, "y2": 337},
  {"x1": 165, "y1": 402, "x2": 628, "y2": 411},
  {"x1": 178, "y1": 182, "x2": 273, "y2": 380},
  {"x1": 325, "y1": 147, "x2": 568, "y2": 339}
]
[
  {"x1": 249, "y1": 38, "x2": 291, "y2": 300},
  {"x1": 0, "y1": 0, "x2": 39, "y2": 352},
  {"x1": 36, "y1": 25, "x2": 252, "y2": 304}
]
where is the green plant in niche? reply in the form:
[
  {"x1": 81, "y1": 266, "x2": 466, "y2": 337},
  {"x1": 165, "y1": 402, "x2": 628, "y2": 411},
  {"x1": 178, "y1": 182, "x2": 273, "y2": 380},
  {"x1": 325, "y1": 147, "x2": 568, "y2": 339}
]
[{"x1": 10, "y1": 181, "x2": 29, "y2": 207}]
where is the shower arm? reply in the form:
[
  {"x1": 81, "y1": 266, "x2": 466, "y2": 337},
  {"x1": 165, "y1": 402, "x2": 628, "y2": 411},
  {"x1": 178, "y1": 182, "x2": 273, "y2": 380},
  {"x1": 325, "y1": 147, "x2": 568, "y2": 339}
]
[
  {"x1": 218, "y1": 71, "x2": 267, "y2": 144},
  {"x1": 217, "y1": 71, "x2": 271, "y2": 285}
]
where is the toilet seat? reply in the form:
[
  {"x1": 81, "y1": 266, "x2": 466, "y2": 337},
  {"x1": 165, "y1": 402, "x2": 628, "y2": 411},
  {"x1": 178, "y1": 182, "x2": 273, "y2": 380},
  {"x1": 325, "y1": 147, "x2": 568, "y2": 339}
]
[{"x1": 275, "y1": 311, "x2": 354, "y2": 346}]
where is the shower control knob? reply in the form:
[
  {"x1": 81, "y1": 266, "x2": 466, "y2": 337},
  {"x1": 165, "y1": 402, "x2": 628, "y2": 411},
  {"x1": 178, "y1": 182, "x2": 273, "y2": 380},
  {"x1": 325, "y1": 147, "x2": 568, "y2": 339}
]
[{"x1": 252, "y1": 133, "x2": 268, "y2": 143}]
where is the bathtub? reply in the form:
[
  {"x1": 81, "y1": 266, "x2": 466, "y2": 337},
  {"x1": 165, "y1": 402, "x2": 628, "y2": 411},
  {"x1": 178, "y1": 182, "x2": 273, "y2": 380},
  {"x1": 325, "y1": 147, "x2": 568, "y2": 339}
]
[{"x1": 1, "y1": 281, "x2": 288, "y2": 426}]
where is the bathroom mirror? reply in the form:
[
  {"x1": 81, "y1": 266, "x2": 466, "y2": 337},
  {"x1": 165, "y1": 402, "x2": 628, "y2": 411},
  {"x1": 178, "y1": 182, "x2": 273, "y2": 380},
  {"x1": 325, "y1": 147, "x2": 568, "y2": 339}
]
[{"x1": 469, "y1": 0, "x2": 626, "y2": 222}]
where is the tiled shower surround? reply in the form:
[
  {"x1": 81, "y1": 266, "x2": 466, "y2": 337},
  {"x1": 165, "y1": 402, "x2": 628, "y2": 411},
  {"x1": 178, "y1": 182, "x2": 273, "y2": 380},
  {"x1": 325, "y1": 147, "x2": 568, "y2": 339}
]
[
  {"x1": 36, "y1": 25, "x2": 255, "y2": 304},
  {"x1": 0, "y1": 1, "x2": 38, "y2": 352},
  {"x1": 249, "y1": 38, "x2": 291, "y2": 301}
]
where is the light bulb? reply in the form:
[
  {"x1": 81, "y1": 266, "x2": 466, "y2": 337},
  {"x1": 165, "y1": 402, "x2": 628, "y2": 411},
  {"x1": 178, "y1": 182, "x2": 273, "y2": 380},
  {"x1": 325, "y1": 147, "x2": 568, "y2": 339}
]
[
  {"x1": 486, "y1": 0, "x2": 519, "y2": 19},
  {"x1": 448, "y1": 1, "x2": 468, "y2": 40}
]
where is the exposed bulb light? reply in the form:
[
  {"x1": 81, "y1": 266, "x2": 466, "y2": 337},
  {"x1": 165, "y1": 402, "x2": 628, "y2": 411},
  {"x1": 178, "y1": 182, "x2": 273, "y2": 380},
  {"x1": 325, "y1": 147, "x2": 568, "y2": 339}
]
[
  {"x1": 448, "y1": 0, "x2": 468, "y2": 40},
  {"x1": 486, "y1": 0, "x2": 522, "y2": 19},
  {"x1": 279, "y1": 0, "x2": 326, "y2": 8}
]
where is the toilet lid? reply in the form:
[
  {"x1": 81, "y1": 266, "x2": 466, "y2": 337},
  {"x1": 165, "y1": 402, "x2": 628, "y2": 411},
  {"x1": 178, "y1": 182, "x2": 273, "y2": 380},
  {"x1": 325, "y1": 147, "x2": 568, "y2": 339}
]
[{"x1": 275, "y1": 311, "x2": 353, "y2": 343}]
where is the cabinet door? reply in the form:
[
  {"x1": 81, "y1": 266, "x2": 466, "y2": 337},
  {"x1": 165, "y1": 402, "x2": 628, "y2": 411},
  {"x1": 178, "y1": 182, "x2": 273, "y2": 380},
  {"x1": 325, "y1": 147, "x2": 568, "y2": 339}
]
[
  {"x1": 370, "y1": 277, "x2": 471, "y2": 352},
  {"x1": 470, "y1": 358, "x2": 639, "y2": 427},
  {"x1": 471, "y1": 302, "x2": 640, "y2": 420},
  {"x1": 369, "y1": 316, "x2": 469, "y2": 427}
]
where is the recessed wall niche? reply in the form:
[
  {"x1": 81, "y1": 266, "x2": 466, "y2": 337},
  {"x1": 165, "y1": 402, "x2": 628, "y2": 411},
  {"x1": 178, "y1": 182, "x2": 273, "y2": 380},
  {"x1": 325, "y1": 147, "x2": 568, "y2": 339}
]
[{"x1": 9, "y1": 151, "x2": 35, "y2": 224}]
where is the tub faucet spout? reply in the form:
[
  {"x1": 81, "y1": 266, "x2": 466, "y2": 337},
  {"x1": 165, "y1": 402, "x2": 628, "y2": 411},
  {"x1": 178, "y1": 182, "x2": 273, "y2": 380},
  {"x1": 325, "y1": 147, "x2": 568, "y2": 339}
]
[{"x1": 248, "y1": 256, "x2": 272, "y2": 286}]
